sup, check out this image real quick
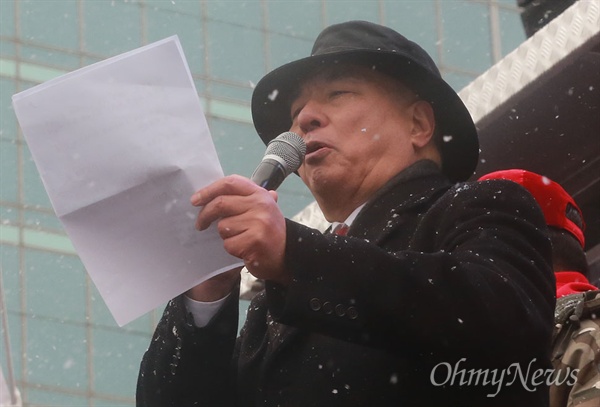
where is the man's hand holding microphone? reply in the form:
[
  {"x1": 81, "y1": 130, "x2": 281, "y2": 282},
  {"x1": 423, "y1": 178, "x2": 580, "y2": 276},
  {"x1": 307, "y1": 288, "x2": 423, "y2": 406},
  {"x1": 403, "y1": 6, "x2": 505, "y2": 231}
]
[{"x1": 186, "y1": 132, "x2": 306, "y2": 301}]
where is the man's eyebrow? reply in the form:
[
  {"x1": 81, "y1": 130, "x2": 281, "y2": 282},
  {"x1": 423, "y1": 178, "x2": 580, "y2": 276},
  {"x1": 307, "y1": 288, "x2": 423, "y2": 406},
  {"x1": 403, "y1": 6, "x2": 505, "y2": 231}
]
[{"x1": 288, "y1": 69, "x2": 367, "y2": 119}]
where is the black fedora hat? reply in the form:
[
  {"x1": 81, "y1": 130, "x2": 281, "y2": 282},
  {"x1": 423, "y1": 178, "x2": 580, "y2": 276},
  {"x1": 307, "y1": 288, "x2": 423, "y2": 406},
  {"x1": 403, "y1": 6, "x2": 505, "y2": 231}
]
[{"x1": 251, "y1": 20, "x2": 479, "y2": 182}]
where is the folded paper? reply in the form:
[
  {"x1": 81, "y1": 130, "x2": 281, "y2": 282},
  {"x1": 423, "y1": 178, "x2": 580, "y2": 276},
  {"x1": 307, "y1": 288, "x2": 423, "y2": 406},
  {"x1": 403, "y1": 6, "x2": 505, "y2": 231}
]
[{"x1": 12, "y1": 36, "x2": 243, "y2": 326}]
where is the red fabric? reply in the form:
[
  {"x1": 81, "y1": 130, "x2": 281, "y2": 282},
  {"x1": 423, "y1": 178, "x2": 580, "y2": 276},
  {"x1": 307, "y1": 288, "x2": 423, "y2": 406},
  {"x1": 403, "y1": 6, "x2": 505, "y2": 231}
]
[
  {"x1": 478, "y1": 169, "x2": 585, "y2": 247},
  {"x1": 555, "y1": 271, "x2": 598, "y2": 298},
  {"x1": 333, "y1": 224, "x2": 349, "y2": 236}
]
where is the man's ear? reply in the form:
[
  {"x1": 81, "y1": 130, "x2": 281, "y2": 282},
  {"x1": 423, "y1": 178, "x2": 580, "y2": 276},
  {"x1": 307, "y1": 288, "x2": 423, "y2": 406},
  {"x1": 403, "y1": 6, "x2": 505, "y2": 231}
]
[{"x1": 410, "y1": 100, "x2": 436, "y2": 148}]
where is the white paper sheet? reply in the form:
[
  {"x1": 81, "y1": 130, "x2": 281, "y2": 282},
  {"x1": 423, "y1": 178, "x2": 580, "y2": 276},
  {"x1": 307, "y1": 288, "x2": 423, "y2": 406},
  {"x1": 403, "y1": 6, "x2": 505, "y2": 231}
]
[{"x1": 12, "y1": 36, "x2": 243, "y2": 326}]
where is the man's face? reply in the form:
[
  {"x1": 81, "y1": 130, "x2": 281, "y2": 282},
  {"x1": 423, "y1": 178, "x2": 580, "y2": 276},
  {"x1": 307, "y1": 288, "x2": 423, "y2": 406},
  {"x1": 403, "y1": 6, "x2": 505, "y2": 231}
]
[{"x1": 289, "y1": 65, "x2": 428, "y2": 219}]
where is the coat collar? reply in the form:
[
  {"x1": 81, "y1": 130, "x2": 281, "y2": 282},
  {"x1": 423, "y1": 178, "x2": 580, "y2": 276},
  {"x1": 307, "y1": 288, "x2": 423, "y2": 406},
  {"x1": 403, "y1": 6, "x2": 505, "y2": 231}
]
[{"x1": 349, "y1": 160, "x2": 452, "y2": 245}]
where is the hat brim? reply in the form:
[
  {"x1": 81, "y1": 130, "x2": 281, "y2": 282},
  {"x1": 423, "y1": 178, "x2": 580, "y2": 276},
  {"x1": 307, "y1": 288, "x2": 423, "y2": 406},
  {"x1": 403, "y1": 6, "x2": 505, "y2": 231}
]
[{"x1": 251, "y1": 50, "x2": 479, "y2": 182}]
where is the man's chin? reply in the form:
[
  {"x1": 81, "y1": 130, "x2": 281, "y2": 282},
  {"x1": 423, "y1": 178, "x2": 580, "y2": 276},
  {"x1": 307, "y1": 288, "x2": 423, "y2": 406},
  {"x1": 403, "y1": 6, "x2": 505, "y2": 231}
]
[{"x1": 306, "y1": 169, "x2": 346, "y2": 196}]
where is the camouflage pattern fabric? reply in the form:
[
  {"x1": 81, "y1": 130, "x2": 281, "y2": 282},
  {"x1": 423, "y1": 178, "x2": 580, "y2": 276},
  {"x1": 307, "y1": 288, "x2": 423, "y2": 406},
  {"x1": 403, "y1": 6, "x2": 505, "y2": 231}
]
[{"x1": 550, "y1": 290, "x2": 600, "y2": 406}]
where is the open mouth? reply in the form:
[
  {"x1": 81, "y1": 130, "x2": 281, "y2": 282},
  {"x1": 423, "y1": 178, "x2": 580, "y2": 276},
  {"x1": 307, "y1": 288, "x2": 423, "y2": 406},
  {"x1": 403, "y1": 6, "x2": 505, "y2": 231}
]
[{"x1": 305, "y1": 141, "x2": 328, "y2": 155}]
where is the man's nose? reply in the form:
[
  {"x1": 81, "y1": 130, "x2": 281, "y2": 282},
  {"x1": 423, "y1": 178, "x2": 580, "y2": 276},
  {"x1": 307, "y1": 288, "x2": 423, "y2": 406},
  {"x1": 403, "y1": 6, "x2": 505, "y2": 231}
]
[{"x1": 297, "y1": 100, "x2": 327, "y2": 134}]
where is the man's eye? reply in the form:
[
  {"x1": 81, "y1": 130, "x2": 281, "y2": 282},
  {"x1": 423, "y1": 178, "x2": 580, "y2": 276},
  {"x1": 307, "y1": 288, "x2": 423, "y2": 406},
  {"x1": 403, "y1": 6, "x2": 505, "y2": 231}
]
[{"x1": 330, "y1": 90, "x2": 349, "y2": 98}]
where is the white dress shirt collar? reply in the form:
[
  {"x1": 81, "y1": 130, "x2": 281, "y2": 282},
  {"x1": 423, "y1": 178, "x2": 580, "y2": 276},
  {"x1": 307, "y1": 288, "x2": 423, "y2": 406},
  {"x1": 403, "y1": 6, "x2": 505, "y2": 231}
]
[{"x1": 330, "y1": 203, "x2": 365, "y2": 232}]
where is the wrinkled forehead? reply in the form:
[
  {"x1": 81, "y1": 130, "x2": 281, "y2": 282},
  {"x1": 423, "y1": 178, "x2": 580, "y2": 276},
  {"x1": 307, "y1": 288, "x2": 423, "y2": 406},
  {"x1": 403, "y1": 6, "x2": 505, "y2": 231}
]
[{"x1": 289, "y1": 64, "x2": 414, "y2": 105}]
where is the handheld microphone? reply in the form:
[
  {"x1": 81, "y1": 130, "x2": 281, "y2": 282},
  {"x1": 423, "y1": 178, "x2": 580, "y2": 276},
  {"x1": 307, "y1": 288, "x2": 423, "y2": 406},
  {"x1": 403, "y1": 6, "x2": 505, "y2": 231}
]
[{"x1": 250, "y1": 132, "x2": 306, "y2": 191}]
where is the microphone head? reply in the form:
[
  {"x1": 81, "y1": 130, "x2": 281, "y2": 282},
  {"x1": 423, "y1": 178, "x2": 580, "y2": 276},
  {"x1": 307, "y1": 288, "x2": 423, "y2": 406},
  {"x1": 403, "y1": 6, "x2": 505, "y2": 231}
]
[{"x1": 265, "y1": 132, "x2": 306, "y2": 175}]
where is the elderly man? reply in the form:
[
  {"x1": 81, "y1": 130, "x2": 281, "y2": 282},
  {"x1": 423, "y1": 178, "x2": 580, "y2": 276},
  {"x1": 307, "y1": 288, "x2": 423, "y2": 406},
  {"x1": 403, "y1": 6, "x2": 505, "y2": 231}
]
[{"x1": 137, "y1": 21, "x2": 554, "y2": 406}]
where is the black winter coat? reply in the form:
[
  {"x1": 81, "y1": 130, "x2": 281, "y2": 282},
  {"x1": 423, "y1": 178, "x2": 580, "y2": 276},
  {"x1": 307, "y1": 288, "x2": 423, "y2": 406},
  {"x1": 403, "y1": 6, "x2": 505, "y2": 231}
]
[{"x1": 137, "y1": 160, "x2": 555, "y2": 407}]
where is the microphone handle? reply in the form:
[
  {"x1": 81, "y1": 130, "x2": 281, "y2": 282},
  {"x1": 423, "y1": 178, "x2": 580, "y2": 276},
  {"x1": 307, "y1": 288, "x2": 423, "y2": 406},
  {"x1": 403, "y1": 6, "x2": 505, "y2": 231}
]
[{"x1": 250, "y1": 157, "x2": 287, "y2": 191}]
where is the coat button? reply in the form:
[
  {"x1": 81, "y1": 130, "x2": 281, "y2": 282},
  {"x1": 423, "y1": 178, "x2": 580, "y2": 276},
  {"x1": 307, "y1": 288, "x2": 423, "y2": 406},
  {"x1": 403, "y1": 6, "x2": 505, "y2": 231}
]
[
  {"x1": 322, "y1": 301, "x2": 333, "y2": 314},
  {"x1": 309, "y1": 298, "x2": 321, "y2": 311},
  {"x1": 347, "y1": 306, "x2": 358, "y2": 320},
  {"x1": 335, "y1": 304, "x2": 346, "y2": 317}
]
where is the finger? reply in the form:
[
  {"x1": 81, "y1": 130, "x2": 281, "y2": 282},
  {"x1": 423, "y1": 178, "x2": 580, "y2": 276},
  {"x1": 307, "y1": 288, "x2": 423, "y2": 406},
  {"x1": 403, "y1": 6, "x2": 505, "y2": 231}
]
[
  {"x1": 221, "y1": 230, "x2": 273, "y2": 269},
  {"x1": 191, "y1": 175, "x2": 258, "y2": 206},
  {"x1": 216, "y1": 216, "x2": 247, "y2": 240},
  {"x1": 195, "y1": 194, "x2": 249, "y2": 231},
  {"x1": 226, "y1": 217, "x2": 286, "y2": 271}
]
